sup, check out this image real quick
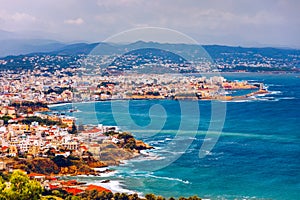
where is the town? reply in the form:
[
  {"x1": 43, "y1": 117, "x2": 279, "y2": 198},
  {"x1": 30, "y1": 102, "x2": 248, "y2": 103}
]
[
  {"x1": 0, "y1": 68, "x2": 266, "y2": 105},
  {"x1": 0, "y1": 55, "x2": 267, "y2": 199}
]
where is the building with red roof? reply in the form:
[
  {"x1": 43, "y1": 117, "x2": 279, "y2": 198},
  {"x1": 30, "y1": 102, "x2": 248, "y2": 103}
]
[
  {"x1": 64, "y1": 187, "x2": 84, "y2": 195},
  {"x1": 86, "y1": 184, "x2": 111, "y2": 193}
]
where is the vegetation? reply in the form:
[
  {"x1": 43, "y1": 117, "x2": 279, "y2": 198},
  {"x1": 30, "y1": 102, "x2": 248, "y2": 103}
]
[
  {"x1": 0, "y1": 172, "x2": 202, "y2": 200},
  {"x1": 68, "y1": 123, "x2": 77, "y2": 134},
  {"x1": 51, "y1": 155, "x2": 73, "y2": 168},
  {"x1": 21, "y1": 116, "x2": 62, "y2": 126},
  {"x1": 12, "y1": 101, "x2": 48, "y2": 108},
  {"x1": 15, "y1": 158, "x2": 60, "y2": 174},
  {"x1": 44, "y1": 87, "x2": 71, "y2": 95},
  {"x1": 0, "y1": 116, "x2": 12, "y2": 124},
  {"x1": 0, "y1": 170, "x2": 43, "y2": 200}
]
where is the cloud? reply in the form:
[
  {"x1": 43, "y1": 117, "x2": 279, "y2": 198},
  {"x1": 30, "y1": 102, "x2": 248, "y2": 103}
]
[
  {"x1": 64, "y1": 17, "x2": 84, "y2": 25},
  {"x1": 0, "y1": 10, "x2": 36, "y2": 22},
  {"x1": 0, "y1": 10, "x2": 38, "y2": 31},
  {"x1": 0, "y1": 0, "x2": 299, "y2": 47}
]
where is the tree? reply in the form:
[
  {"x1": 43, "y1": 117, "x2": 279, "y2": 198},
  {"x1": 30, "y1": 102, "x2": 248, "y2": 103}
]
[
  {"x1": 114, "y1": 192, "x2": 121, "y2": 200},
  {"x1": 145, "y1": 194, "x2": 157, "y2": 200},
  {"x1": 124, "y1": 138, "x2": 136, "y2": 150},
  {"x1": 157, "y1": 196, "x2": 165, "y2": 200},
  {"x1": 65, "y1": 195, "x2": 81, "y2": 200},
  {"x1": 1, "y1": 170, "x2": 43, "y2": 200},
  {"x1": 52, "y1": 155, "x2": 72, "y2": 167},
  {"x1": 0, "y1": 176, "x2": 7, "y2": 199},
  {"x1": 119, "y1": 193, "x2": 129, "y2": 200},
  {"x1": 129, "y1": 193, "x2": 139, "y2": 200},
  {"x1": 117, "y1": 132, "x2": 134, "y2": 142},
  {"x1": 68, "y1": 123, "x2": 77, "y2": 134}
]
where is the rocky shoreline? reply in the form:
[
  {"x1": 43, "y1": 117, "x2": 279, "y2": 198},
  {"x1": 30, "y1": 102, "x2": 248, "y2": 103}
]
[{"x1": 2, "y1": 139, "x2": 153, "y2": 177}]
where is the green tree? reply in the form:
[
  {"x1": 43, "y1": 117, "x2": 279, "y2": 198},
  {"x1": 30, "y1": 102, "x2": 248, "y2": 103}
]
[
  {"x1": 2, "y1": 170, "x2": 43, "y2": 200},
  {"x1": 129, "y1": 193, "x2": 139, "y2": 200},
  {"x1": 187, "y1": 196, "x2": 201, "y2": 200},
  {"x1": 156, "y1": 196, "x2": 165, "y2": 200},
  {"x1": 52, "y1": 155, "x2": 72, "y2": 167},
  {"x1": 145, "y1": 194, "x2": 157, "y2": 200},
  {"x1": 119, "y1": 193, "x2": 129, "y2": 200},
  {"x1": 0, "y1": 176, "x2": 7, "y2": 199},
  {"x1": 68, "y1": 123, "x2": 77, "y2": 134},
  {"x1": 114, "y1": 192, "x2": 121, "y2": 200},
  {"x1": 124, "y1": 138, "x2": 136, "y2": 150},
  {"x1": 178, "y1": 197, "x2": 187, "y2": 200}
]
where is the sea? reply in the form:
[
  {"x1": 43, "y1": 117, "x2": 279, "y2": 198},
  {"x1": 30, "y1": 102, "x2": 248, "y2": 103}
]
[{"x1": 50, "y1": 73, "x2": 300, "y2": 200}]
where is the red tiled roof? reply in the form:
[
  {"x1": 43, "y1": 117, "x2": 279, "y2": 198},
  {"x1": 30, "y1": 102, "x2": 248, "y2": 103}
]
[
  {"x1": 61, "y1": 180, "x2": 78, "y2": 186},
  {"x1": 46, "y1": 176, "x2": 57, "y2": 181},
  {"x1": 2, "y1": 146, "x2": 8, "y2": 151},
  {"x1": 82, "y1": 128, "x2": 101, "y2": 134},
  {"x1": 80, "y1": 146, "x2": 88, "y2": 151},
  {"x1": 49, "y1": 184, "x2": 59, "y2": 190},
  {"x1": 28, "y1": 173, "x2": 46, "y2": 177},
  {"x1": 86, "y1": 184, "x2": 111, "y2": 193},
  {"x1": 64, "y1": 187, "x2": 84, "y2": 195}
]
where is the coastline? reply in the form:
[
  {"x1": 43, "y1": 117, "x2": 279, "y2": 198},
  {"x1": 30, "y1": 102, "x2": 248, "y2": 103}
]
[
  {"x1": 60, "y1": 169, "x2": 140, "y2": 195},
  {"x1": 46, "y1": 103, "x2": 155, "y2": 195},
  {"x1": 46, "y1": 73, "x2": 299, "y2": 199},
  {"x1": 47, "y1": 89, "x2": 269, "y2": 108}
]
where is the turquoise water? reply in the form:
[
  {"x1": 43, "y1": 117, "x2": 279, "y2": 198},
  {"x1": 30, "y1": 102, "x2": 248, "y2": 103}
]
[{"x1": 52, "y1": 73, "x2": 300, "y2": 200}]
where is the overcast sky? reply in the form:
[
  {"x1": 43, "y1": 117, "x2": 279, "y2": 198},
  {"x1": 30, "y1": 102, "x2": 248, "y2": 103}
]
[{"x1": 0, "y1": 0, "x2": 299, "y2": 47}]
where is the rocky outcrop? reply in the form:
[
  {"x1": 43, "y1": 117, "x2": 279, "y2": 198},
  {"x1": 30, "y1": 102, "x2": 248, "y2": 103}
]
[{"x1": 135, "y1": 140, "x2": 154, "y2": 150}]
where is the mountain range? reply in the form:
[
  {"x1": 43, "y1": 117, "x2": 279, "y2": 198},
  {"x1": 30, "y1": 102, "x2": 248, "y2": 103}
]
[
  {"x1": 1, "y1": 39, "x2": 299, "y2": 59},
  {"x1": 1, "y1": 37, "x2": 300, "y2": 72}
]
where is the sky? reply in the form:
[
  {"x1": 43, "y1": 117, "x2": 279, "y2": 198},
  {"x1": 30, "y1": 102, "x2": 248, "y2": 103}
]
[{"x1": 0, "y1": 0, "x2": 299, "y2": 47}]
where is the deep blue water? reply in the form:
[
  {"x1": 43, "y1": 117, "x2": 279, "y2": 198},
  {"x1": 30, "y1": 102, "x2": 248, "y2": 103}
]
[{"x1": 51, "y1": 73, "x2": 300, "y2": 200}]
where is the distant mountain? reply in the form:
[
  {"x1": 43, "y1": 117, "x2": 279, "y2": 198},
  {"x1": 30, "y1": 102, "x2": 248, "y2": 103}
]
[
  {"x1": 0, "y1": 40, "x2": 299, "y2": 72},
  {"x1": 0, "y1": 39, "x2": 67, "y2": 57},
  {"x1": 2, "y1": 39, "x2": 299, "y2": 59},
  {"x1": 51, "y1": 43, "x2": 99, "y2": 55}
]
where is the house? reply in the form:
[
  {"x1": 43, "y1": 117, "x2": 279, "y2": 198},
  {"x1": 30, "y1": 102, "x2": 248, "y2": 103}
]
[
  {"x1": 28, "y1": 173, "x2": 46, "y2": 182},
  {"x1": 60, "y1": 117, "x2": 75, "y2": 128},
  {"x1": 44, "y1": 183, "x2": 60, "y2": 191},
  {"x1": 62, "y1": 141, "x2": 78, "y2": 150},
  {"x1": 9, "y1": 145, "x2": 18, "y2": 157},
  {"x1": 0, "y1": 161, "x2": 6, "y2": 170},
  {"x1": 7, "y1": 107, "x2": 16, "y2": 118}
]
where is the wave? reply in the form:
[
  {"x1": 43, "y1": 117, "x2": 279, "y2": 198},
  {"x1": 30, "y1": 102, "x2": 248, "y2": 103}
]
[
  {"x1": 100, "y1": 171, "x2": 118, "y2": 178},
  {"x1": 147, "y1": 174, "x2": 190, "y2": 184},
  {"x1": 222, "y1": 99, "x2": 254, "y2": 103},
  {"x1": 256, "y1": 97, "x2": 279, "y2": 102},
  {"x1": 266, "y1": 84, "x2": 283, "y2": 87},
  {"x1": 134, "y1": 154, "x2": 166, "y2": 162},
  {"x1": 268, "y1": 90, "x2": 282, "y2": 95},
  {"x1": 133, "y1": 173, "x2": 190, "y2": 184},
  {"x1": 93, "y1": 180, "x2": 140, "y2": 195},
  {"x1": 93, "y1": 167, "x2": 109, "y2": 172},
  {"x1": 130, "y1": 129, "x2": 298, "y2": 141},
  {"x1": 48, "y1": 102, "x2": 73, "y2": 108},
  {"x1": 278, "y1": 97, "x2": 296, "y2": 100}
]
